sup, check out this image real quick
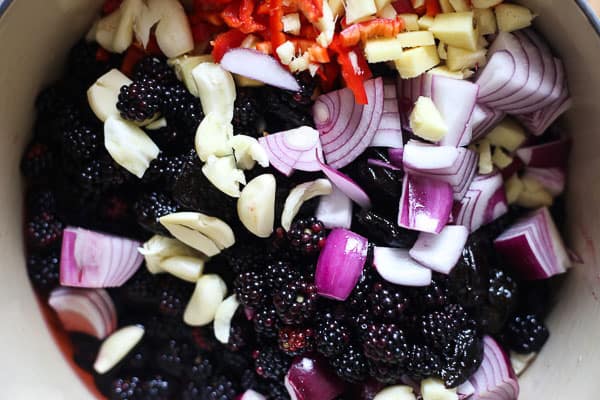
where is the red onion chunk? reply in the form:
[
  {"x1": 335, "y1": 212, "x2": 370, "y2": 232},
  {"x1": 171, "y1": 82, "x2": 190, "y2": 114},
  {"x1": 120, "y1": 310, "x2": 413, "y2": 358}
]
[
  {"x1": 468, "y1": 336, "x2": 519, "y2": 400},
  {"x1": 314, "y1": 78, "x2": 385, "y2": 168},
  {"x1": 60, "y1": 226, "x2": 143, "y2": 288},
  {"x1": 316, "y1": 186, "x2": 353, "y2": 229},
  {"x1": 409, "y1": 225, "x2": 469, "y2": 275},
  {"x1": 285, "y1": 355, "x2": 345, "y2": 400},
  {"x1": 500, "y1": 157, "x2": 525, "y2": 180},
  {"x1": 388, "y1": 148, "x2": 404, "y2": 167},
  {"x1": 516, "y1": 138, "x2": 570, "y2": 169},
  {"x1": 398, "y1": 174, "x2": 454, "y2": 234},
  {"x1": 259, "y1": 126, "x2": 324, "y2": 176},
  {"x1": 471, "y1": 104, "x2": 505, "y2": 142},
  {"x1": 403, "y1": 140, "x2": 478, "y2": 200},
  {"x1": 494, "y1": 207, "x2": 571, "y2": 280},
  {"x1": 476, "y1": 51, "x2": 516, "y2": 103},
  {"x1": 319, "y1": 159, "x2": 372, "y2": 209},
  {"x1": 523, "y1": 167, "x2": 566, "y2": 196},
  {"x1": 48, "y1": 287, "x2": 117, "y2": 339},
  {"x1": 220, "y1": 48, "x2": 300, "y2": 91},
  {"x1": 370, "y1": 81, "x2": 403, "y2": 148},
  {"x1": 315, "y1": 229, "x2": 368, "y2": 300},
  {"x1": 453, "y1": 172, "x2": 509, "y2": 233},
  {"x1": 373, "y1": 247, "x2": 432, "y2": 287}
]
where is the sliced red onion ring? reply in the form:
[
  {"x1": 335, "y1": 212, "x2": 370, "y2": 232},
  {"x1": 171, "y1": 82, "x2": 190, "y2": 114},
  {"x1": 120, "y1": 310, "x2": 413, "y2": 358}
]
[
  {"x1": 285, "y1": 355, "x2": 345, "y2": 400},
  {"x1": 258, "y1": 126, "x2": 324, "y2": 176},
  {"x1": 523, "y1": 167, "x2": 566, "y2": 196},
  {"x1": 220, "y1": 48, "x2": 300, "y2": 92},
  {"x1": 398, "y1": 174, "x2": 454, "y2": 234},
  {"x1": 318, "y1": 158, "x2": 371, "y2": 209},
  {"x1": 403, "y1": 140, "x2": 478, "y2": 200},
  {"x1": 60, "y1": 227, "x2": 143, "y2": 288},
  {"x1": 409, "y1": 225, "x2": 469, "y2": 275},
  {"x1": 476, "y1": 51, "x2": 516, "y2": 102},
  {"x1": 494, "y1": 207, "x2": 571, "y2": 280},
  {"x1": 316, "y1": 186, "x2": 353, "y2": 229},
  {"x1": 48, "y1": 287, "x2": 117, "y2": 340},
  {"x1": 471, "y1": 104, "x2": 505, "y2": 142},
  {"x1": 388, "y1": 148, "x2": 404, "y2": 167},
  {"x1": 314, "y1": 78, "x2": 385, "y2": 168},
  {"x1": 516, "y1": 87, "x2": 571, "y2": 136},
  {"x1": 468, "y1": 336, "x2": 519, "y2": 400},
  {"x1": 372, "y1": 247, "x2": 432, "y2": 287},
  {"x1": 370, "y1": 80, "x2": 403, "y2": 148},
  {"x1": 453, "y1": 172, "x2": 509, "y2": 233},
  {"x1": 516, "y1": 138, "x2": 570, "y2": 169},
  {"x1": 315, "y1": 228, "x2": 368, "y2": 300}
]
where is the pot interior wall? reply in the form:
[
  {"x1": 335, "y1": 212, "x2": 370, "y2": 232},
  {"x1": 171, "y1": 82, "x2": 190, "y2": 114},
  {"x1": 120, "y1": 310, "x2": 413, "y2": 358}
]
[{"x1": 0, "y1": 0, "x2": 598, "y2": 399}]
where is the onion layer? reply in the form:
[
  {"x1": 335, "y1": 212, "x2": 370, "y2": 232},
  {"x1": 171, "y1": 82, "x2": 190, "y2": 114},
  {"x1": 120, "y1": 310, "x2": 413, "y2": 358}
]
[
  {"x1": 318, "y1": 158, "x2": 371, "y2": 209},
  {"x1": 258, "y1": 126, "x2": 324, "y2": 176},
  {"x1": 409, "y1": 225, "x2": 469, "y2": 275},
  {"x1": 373, "y1": 247, "x2": 432, "y2": 287},
  {"x1": 285, "y1": 355, "x2": 345, "y2": 400},
  {"x1": 315, "y1": 228, "x2": 368, "y2": 300},
  {"x1": 370, "y1": 80, "x2": 403, "y2": 148},
  {"x1": 468, "y1": 336, "x2": 519, "y2": 400},
  {"x1": 316, "y1": 186, "x2": 353, "y2": 229}
]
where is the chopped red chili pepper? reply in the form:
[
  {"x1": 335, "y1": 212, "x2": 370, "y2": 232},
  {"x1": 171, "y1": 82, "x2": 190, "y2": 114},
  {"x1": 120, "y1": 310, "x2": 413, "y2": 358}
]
[
  {"x1": 222, "y1": 0, "x2": 266, "y2": 34},
  {"x1": 194, "y1": 0, "x2": 235, "y2": 12},
  {"x1": 294, "y1": 0, "x2": 324, "y2": 24},
  {"x1": 191, "y1": 22, "x2": 220, "y2": 45},
  {"x1": 339, "y1": 17, "x2": 406, "y2": 48},
  {"x1": 308, "y1": 45, "x2": 330, "y2": 63},
  {"x1": 330, "y1": 36, "x2": 372, "y2": 104},
  {"x1": 425, "y1": 0, "x2": 441, "y2": 16},
  {"x1": 316, "y1": 62, "x2": 340, "y2": 93},
  {"x1": 102, "y1": 0, "x2": 122, "y2": 15},
  {"x1": 95, "y1": 47, "x2": 111, "y2": 63},
  {"x1": 392, "y1": 0, "x2": 417, "y2": 14},
  {"x1": 120, "y1": 45, "x2": 146, "y2": 77},
  {"x1": 268, "y1": 0, "x2": 287, "y2": 57},
  {"x1": 211, "y1": 29, "x2": 247, "y2": 61},
  {"x1": 255, "y1": 41, "x2": 273, "y2": 54}
]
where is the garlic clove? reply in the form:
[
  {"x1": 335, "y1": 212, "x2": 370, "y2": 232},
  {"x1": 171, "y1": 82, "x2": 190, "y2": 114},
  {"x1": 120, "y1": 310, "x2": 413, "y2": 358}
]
[
  {"x1": 202, "y1": 155, "x2": 246, "y2": 198},
  {"x1": 195, "y1": 112, "x2": 234, "y2": 162},
  {"x1": 93, "y1": 325, "x2": 144, "y2": 374},
  {"x1": 87, "y1": 69, "x2": 132, "y2": 122},
  {"x1": 183, "y1": 274, "x2": 227, "y2": 327},
  {"x1": 160, "y1": 256, "x2": 206, "y2": 282},
  {"x1": 238, "y1": 174, "x2": 276, "y2": 238},
  {"x1": 213, "y1": 294, "x2": 240, "y2": 344},
  {"x1": 281, "y1": 179, "x2": 333, "y2": 231}
]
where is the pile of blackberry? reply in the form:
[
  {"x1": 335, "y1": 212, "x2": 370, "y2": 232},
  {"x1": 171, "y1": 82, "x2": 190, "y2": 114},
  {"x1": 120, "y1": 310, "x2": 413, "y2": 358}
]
[{"x1": 21, "y1": 36, "x2": 554, "y2": 400}]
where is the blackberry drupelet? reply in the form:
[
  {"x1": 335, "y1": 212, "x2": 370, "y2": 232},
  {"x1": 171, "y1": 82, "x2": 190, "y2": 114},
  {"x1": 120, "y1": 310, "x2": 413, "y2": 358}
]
[
  {"x1": 265, "y1": 380, "x2": 291, "y2": 400},
  {"x1": 362, "y1": 323, "x2": 408, "y2": 364},
  {"x1": 278, "y1": 326, "x2": 315, "y2": 356},
  {"x1": 161, "y1": 82, "x2": 204, "y2": 136},
  {"x1": 109, "y1": 375, "x2": 142, "y2": 400},
  {"x1": 367, "y1": 360, "x2": 404, "y2": 384},
  {"x1": 330, "y1": 344, "x2": 368, "y2": 383},
  {"x1": 76, "y1": 155, "x2": 131, "y2": 193},
  {"x1": 347, "y1": 267, "x2": 376, "y2": 312},
  {"x1": 354, "y1": 209, "x2": 418, "y2": 249},
  {"x1": 482, "y1": 269, "x2": 519, "y2": 334},
  {"x1": 133, "y1": 56, "x2": 177, "y2": 85},
  {"x1": 184, "y1": 352, "x2": 214, "y2": 384},
  {"x1": 134, "y1": 191, "x2": 180, "y2": 235},
  {"x1": 403, "y1": 343, "x2": 441, "y2": 380},
  {"x1": 109, "y1": 374, "x2": 173, "y2": 400},
  {"x1": 234, "y1": 270, "x2": 267, "y2": 308},
  {"x1": 349, "y1": 313, "x2": 375, "y2": 341},
  {"x1": 287, "y1": 217, "x2": 326, "y2": 256},
  {"x1": 26, "y1": 212, "x2": 63, "y2": 250},
  {"x1": 420, "y1": 304, "x2": 478, "y2": 350},
  {"x1": 155, "y1": 339, "x2": 192, "y2": 378},
  {"x1": 439, "y1": 328, "x2": 484, "y2": 387},
  {"x1": 142, "y1": 153, "x2": 187, "y2": 190},
  {"x1": 369, "y1": 281, "x2": 411, "y2": 322},
  {"x1": 503, "y1": 313, "x2": 549, "y2": 354},
  {"x1": 253, "y1": 346, "x2": 292, "y2": 380},
  {"x1": 263, "y1": 260, "x2": 301, "y2": 291},
  {"x1": 141, "y1": 375, "x2": 174, "y2": 400},
  {"x1": 26, "y1": 188, "x2": 57, "y2": 217},
  {"x1": 62, "y1": 123, "x2": 101, "y2": 164},
  {"x1": 158, "y1": 276, "x2": 194, "y2": 318},
  {"x1": 117, "y1": 78, "x2": 162, "y2": 122},
  {"x1": 315, "y1": 312, "x2": 351, "y2": 357},
  {"x1": 26, "y1": 250, "x2": 60, "y2": 293},
  {"x1": 273, "y1": 281, "x2": 318, "y2": 325},
  {"x1": 233, "y1": 88, "x2": 262, "y2": 137},
  {"x1": 253, "y1": 303, "x2": 281, "y2": 338},
  {"x1": 20, "y1": 142, "x2": 55, "y2": 180},
  {"x1": 199, "y1": 375, "x2": 238, "y2": 400}
]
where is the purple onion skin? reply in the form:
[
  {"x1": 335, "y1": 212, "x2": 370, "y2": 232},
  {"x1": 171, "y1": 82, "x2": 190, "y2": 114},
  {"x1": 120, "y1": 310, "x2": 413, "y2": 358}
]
[
  {"x1": 315, "y1": 229, "x2": 369, "y2": 301},
  {"x1": 286, "y1": 355, "x2": 346, "y2": 400}
]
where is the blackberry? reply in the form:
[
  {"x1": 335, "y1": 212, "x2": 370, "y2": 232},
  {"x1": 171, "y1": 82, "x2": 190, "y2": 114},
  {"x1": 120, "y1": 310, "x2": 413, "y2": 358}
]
[
  {"x1": 158, "y1": 276, "x2": 194, "y2": 317},
  {"x1": 133, "y1": 56, "x2": 177, "y2": 85},
  {"x1": 482, "y1": 269, "x2": 519, "y2": 334},
  {"x1": 140, "y1": 375, "x2": 174, "y2": 400},
  {"x1": 20, "y1": 142, "x2": 55, "y2": 180},
  {"x1": 219, "y1": 350, "x2": 252, "y2": 378},
  {"x1": 440, "y1": 329, "x2": 484, "y2": 387},
  {"x1": 408, "y1": 275, "x2": 449, "y2": 312},
  {"x1": 26, "y1": 250, "x2": 60, "y2": 293},
  {"x1": 263, "y1": 260, "x2": 301, "y2": 290},
  {"x1": 253, "y1": 304, "x2": 281, "y2": 338},
  {"x1": 155, "y1": 339, "x2": 192, "y2": 378},
  {"x1": 26, "y1": 212, "x2": 63, "y2": 250},
  {"x1": 240, "y1": 369, "x2": 260, "y2": 391},
  {"x1": 121, "y1": 269, "x2": 161, "y2": 311},
  {"x1": 369, "y1": 281, "x2": 411, "y2": 322},
  {"x1": 233, "y1": 88, "x2": 262, "y2": 137},
  {"x1": 117, "y1": 78, "x2": 162, "y2": 122},
  {"x1": 403, "y1": 343, "x2": 441, "y2": 380},
  {"x1": 273, "y1": 281, "x2": 318, "y2": 325},
  {"x1": 147, "y1": 126, "x2": 190, "y2": 154},
  {"x1": 503, "y1": 313, "x2": 549, "y2": 354},
  {"x1": 224, "y1": 243, "x2": 269, "y2": 274},
  {"x1": 362, "y1": 323, "x2": 408, "y2": 364},
  {"x1": 447, "y1": 236, "x2": 491, "y2": 310},
  {"x1": 70, "y1": 333, "x2": 101, "y2": 372},
  {"x1": 287, "y1": 217, "x2": 326, "y2": 256},
  {"x1": 278, "y1": 326, "x2": 315, "y2": 356},
  {"x1": 191, "y1": 327, "x2": 221, "y2": 352},
  {"x1": 109, "y1": 375, "x2": 173, "y2": 400},
  {"x1": 142, "y1": 153, "x2": 187, "y2": 190},
  {"x1": 184, "y1": 352, "x2": 214, "y2": 384},
  {"x1": 227, "y1": 318, "x2": 253, "y2": 352},
  {"x1": 67, "y1": 41, "x2": 112, "y2": 85},
  {"x1": 62, "y1": 123, "x2": 101, "y2": 163},
  {"x1": 76, "y1": 156, "x2": 131, "y2": 193},
  {"x1": 420, "y1": 304, "x2": 478, "y2": 350},
  {"x1": 26, "y1": 188, "x2": 57, "y2": 217},
  {"x1": 253, "y1": 346, "x2": 292, "y2": 380},
  {"x1": 35, "y1": 82, "x2": 72, "y2": 120},
  {"x1": 121, "y1": 344, "x2": 152, "y2": 372},
  {"x1": 145, "y1": 315, "x2": 192, "y2": 342},
  {"x1": 263, "y1": 73, "x2": 316, "y2": 131},
  {"x1": 162, "y1": 82, "x2": 204, "y2": 136},
  {"x1": 347, "y1": 268, "x2": 376, "y2": 312},
  {"x1": 349, "y1": 313, "x2": 375, "y2": 341},
  {"x1": 134, "y1": 192, "x2": 180, "y2": 235},
  {"x1": 330, "y1": 344, "x2": 368, "y2": 383},
  {"x1": 367, "y1": 360, "x2": 403, "y2": 384},
  {"x1": 234, "y1": 271, "x2": 267, "y2": 308},
  {"x1": 354, "y1": 209, "x2": 418, "y2": 249},
  {"x1": 109, "y1": 375, "x2": 142, "y2": 400},
  {"x1": 264, "y1": 381, "x2": 291, "y2": 400},
  {"x1": 185, "y1": 376, "x2": 238, "y2": 400},
  {"x1": 315, "y1": 312, "x2": 351, "y2": 357}
]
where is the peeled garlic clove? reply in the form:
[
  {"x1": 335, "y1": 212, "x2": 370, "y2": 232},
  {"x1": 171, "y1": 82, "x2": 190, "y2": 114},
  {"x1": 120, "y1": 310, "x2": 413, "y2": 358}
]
[
  {"x1": 510, "y1": 351, "x2": 537, "y2": 376},
  {"x1": 133, "y1": 1, "x2": 160, "y2": 48},
  {"x1": 195, "y1": 112, "x2": 234, "y2": 162},
  {"x1": 192, "y1": 62, "x2": 236, "y2": 122},
  {"x1": 281, "y1": 179, "x2": 333, "y2": 231},
  {"x1": 238, "y1": 174, "x2": 276, "y2": 238},
  {"x1": 151, "y1": 0, "x2": 194, "y2": 57},
  {"x1": 229, "y1": 135, "x2": 270, "y2": 170},
  {"x1": 94, "y1": 325, "x2": 144, "y2": 374},
  {"x1": 104, "y1": 116, "x2": 160, "y2": 178},
  {"x1": 95, "y1": 7, "x2": 123, "y2": 52},
  {"x1": 87, "y1": 69, "x2": 132, "y2": 122},
  {"x1": 184, "y1": 274, "x2": 227, "y2": 327},
  {"x1": 420, "y1": 378, "x2": 458, "y2": 400},
  {"x1": 138, "y1": 234, "x2": 199, "y2": 274},
  {"x1": 202, "y1": 155, "x2": 246, "y2": 198},
  {"x1": 169, "y1": 54, "x2": 214, "y2": 97},
  {"x1": 213, "y1": 294, "x2": 240, "y2": 344},
  {"x1": 374, "y1": 386, "x2": 417, "y2": 400},
  {"x1": 145, "y1": 117, "x2": 167, "y2": 130},
  {"x1": 160, "y1": 256, "x2": 205, "y2": 282},
  {"x1": 112, "y1": 0, "x2": 143, "y2": 53}
]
